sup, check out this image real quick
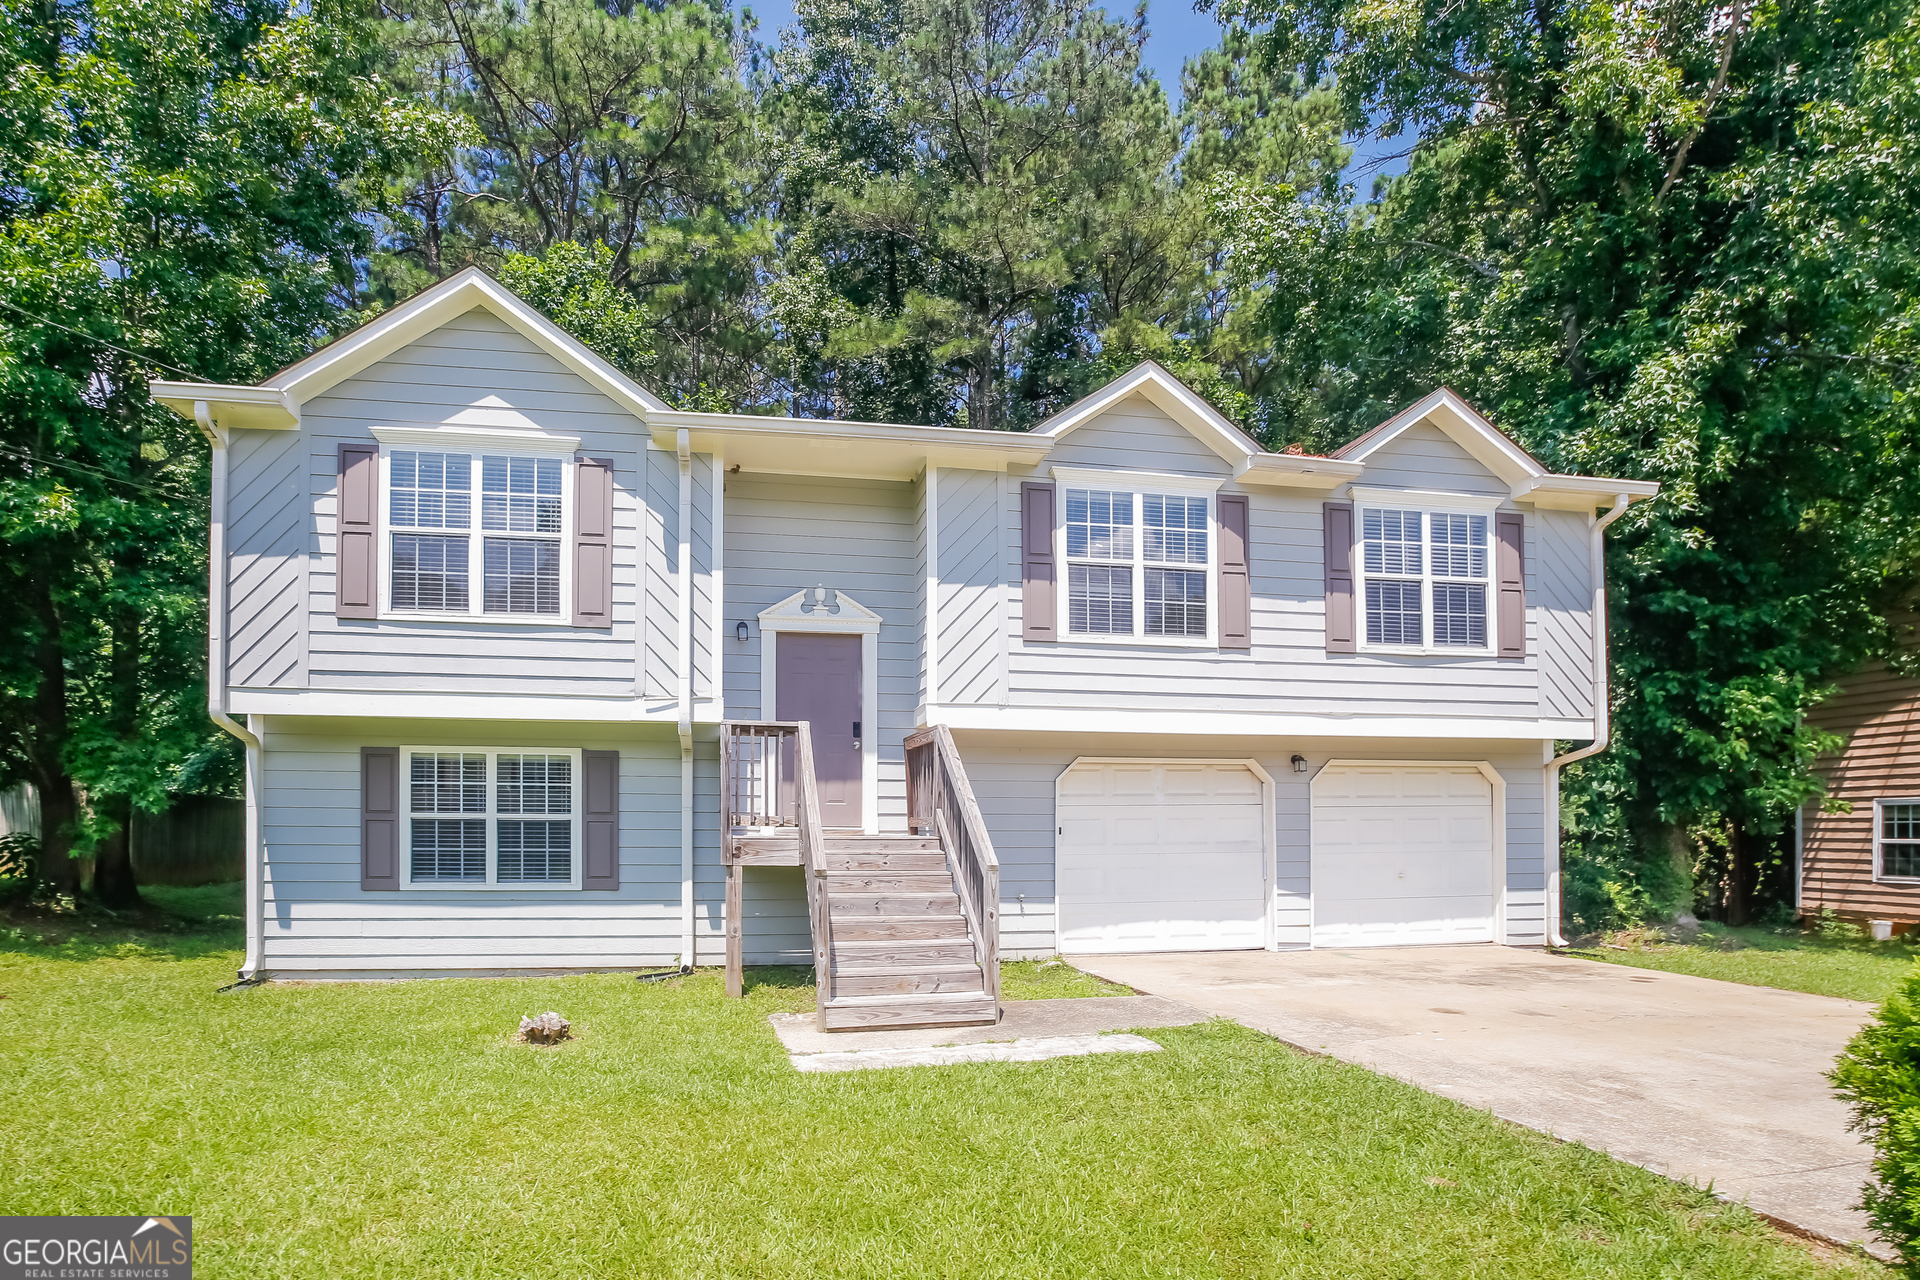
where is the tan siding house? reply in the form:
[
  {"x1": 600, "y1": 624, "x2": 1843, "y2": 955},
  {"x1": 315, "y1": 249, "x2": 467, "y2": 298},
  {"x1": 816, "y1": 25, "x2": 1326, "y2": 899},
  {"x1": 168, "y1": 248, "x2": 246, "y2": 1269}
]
[{"x1": 1801, "y1": 639, "x2": 1920, "y2": 927}]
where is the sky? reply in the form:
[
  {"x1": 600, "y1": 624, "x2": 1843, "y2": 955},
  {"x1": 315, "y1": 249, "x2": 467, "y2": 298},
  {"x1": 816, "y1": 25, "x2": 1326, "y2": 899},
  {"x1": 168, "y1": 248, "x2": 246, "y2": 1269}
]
[{"x1": 735, "y1": 0, "x2": 1411, "y2": 181}]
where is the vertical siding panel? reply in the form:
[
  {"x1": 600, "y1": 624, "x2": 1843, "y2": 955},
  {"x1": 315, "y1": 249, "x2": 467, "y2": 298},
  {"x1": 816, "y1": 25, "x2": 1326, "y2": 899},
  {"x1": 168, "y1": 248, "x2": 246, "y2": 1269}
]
[{"x1": 937, "y1": 468, "x2": 1007, "y2": 704}]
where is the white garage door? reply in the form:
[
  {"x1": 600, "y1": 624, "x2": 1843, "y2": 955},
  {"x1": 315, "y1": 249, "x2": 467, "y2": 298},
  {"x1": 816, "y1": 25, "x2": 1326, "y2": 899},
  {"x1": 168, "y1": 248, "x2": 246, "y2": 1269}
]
[
  {"x1": 1057, "y1": 762, "x2": 1268, "y2": 953},
  {"x1": 1312, "y1": 764, "x2": 1496, "y2": 948}
]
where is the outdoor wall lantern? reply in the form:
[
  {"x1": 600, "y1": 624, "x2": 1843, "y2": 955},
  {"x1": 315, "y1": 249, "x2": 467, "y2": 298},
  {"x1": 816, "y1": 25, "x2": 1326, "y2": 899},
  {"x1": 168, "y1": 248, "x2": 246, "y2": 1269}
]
[
  {"x1": 735, "y1": 621, "x2": 750, "y2": 643},
  {"x1": 1290, "y1": 754, "x2": 1308, "y2": 774}
]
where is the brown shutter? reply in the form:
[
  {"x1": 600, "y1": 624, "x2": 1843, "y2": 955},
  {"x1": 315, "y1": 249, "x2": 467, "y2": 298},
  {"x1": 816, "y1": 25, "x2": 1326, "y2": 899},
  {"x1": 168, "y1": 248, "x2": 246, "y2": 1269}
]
[
  {"x1": 1496, "y1": 511, "x2": 1526, "y2": 658},
  {"x1": 336, "y1": 443, "x2": 379, "y2": 619},
  {"x1": 1020, "y1": 481, "x2": 1056, "y2": 642},
  {"x1": 1323, "y1": 501, "x2": 1356, "y2": 653},
  {"x1": 573, "y1": 457, "x2": 614, "y2": 629},
  {"x1": 1217, "y1": 494, "x2": 1251, "y2": 650},
  {"x1": 582, "y1": 749, "x2": 619, "y2": 890},
  {"x1": 361, "y1": 746, "x2": 399, "y2": 891}
]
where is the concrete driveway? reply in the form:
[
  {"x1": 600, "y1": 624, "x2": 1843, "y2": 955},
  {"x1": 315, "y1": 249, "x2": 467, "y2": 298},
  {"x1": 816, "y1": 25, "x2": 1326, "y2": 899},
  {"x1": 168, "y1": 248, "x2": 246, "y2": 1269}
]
[{"x1": 1076, "y1": 946, "x2": 1884, "y2": 1253}]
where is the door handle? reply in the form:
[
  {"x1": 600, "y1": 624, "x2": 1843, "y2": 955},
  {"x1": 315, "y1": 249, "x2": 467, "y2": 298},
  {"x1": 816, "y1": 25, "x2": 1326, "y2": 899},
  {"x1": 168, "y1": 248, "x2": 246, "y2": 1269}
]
[{"x1": 852, "y1": 720, "x2": 862, "y2": 750}]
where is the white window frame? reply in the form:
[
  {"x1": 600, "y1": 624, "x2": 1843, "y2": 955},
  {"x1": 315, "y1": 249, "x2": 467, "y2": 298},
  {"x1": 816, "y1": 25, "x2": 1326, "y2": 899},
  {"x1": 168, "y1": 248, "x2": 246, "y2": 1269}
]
[
  {"x1": 1351, "y1": 486, "x2": 1502, "y2": 657},
  {"x1": 372, "y1": 426, "x2": 579, "y2": 625},
  {"x1": 1874, "y1": 797, "x2": 1920, "y2": 884},
  {"x1": 399, "y1": 746, "x2": 584, "y2": 891},
  {"x1": 1050, "y1": 466, "x2": 1222, "y2": 649}
]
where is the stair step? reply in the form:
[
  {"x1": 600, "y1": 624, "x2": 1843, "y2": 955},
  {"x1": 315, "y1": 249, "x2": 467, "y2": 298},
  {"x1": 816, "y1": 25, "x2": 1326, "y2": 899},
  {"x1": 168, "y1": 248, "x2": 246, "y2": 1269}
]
[
  {"x1": 831, "y1": 938, "x2": 978, "y2": 969},
  {"x1": 830, "y1": 916, "x2": 971, "y2": 942},
  {"x1": 829, "y1": 892, "x2": 960, "y2": 918},
  {"x1": 819, "y1": 992, "x2": 999, "y2": 1031},
  {"x1": 821, "y1": 870, "x2": 955, "y2": 893},
  {"x1": 830, "y1": 966, "x2": 985, "y2": 998},
  {"x1": 817, "y1": 850, "x2": 948, "y2": 873},
  {"x1": 821, "y1": 834, "x2": 941, "y2": 850}
]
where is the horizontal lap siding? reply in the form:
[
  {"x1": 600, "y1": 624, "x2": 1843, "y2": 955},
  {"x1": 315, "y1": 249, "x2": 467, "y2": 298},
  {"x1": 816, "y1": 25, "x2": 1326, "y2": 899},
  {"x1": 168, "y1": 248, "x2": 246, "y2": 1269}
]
[
  {"x1": 1804, "y1": 666, "x2": 1920, "y2": 920},
  {"x1": 994, "y1": 407, "x2": 1558, "y2": 721},
  {"x1": 936, "y1": 468, "x2": 1006, "y2": 705},
  {"x1": 301, "y1": 309, "x2": 651, "y2": 698},
  {"x1": 260, "y1": 719, "x2": 700, "y2": 973},
  {"x1": 722, "y1": 473, "x2": 919, "y2": 825},
  {"x1": 228, "y1": 427, "x2": 309, "y2": 687},
  {"x1": 947, "y1": 731, "x2": 1546, "y2": 954}
]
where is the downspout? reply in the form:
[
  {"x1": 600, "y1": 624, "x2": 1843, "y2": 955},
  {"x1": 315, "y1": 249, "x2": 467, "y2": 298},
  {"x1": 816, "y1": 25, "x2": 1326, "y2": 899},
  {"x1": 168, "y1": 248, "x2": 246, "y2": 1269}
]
[
  {"x1": 199, "y1": 403, "x2": 265, "y2": 981},
  {"x1": 677, "y1": 428, "x2": 695, "y2": 970},
  {"x1": 1544, "y1": 493, "x2": 1632, "y2": 946}
]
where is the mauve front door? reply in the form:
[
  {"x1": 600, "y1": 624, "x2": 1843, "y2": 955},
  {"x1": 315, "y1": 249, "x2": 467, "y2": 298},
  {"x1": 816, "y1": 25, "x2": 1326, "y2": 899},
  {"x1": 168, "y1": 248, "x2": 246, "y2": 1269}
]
[{"x1": 775, "y1": 632, "x2": 863, "y2": 827}]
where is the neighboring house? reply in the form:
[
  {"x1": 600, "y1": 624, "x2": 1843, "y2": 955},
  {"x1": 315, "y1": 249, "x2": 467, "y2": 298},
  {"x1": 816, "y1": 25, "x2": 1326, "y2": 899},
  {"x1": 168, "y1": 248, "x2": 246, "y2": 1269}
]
[
  {"x1": 150, "y1": 268, "x2": 1655, "y2": 1024},
  {"x1": 1799, "y1": 623, "x2": 1920, "y2": 930}
]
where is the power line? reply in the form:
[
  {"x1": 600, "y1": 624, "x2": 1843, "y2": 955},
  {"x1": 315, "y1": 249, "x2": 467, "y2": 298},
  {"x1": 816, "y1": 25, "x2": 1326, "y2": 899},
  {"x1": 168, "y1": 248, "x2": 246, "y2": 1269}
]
[
  {"x1": 0, "y1": 295, "x2": 216, "y2": 383},
  {"x1": 0, "y1": 442, "x2": 204, "y2": 503}
]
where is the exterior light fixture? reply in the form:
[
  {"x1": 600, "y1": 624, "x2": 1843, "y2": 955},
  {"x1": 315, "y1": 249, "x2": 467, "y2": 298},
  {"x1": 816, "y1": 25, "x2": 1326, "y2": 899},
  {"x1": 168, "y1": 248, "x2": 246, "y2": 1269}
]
[
  {"x1": 1290, "y1": 754, "x2": 1308, "y2": 774},
  {"x1": 735, "y1": 621, "x2": 749, "y2": 643}
]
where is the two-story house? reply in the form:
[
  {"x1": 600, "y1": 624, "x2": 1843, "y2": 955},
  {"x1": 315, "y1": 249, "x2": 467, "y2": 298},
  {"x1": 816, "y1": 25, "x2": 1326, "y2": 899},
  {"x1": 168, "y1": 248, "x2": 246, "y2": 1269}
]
[{"x1": 152, "y1": 268, "x2": 1655, "y2": 1027}]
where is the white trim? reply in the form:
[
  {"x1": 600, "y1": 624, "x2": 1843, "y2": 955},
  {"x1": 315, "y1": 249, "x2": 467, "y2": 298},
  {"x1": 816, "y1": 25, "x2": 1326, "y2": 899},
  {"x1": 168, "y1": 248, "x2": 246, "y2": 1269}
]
[
  {"x1": 1053, "y1": 756, "x2": 1277, "y2": 952},
  {"x1": 1335, "y1": 388, "x2": 1545, "y2": 486},
  {"x1": 1872, "y1": 797, "x2": 1920, "y2": 884},
  {"x1": 1308, "y1": 759, "x2": 1508, "y2": 948},
  {"x1": 1032, "y1": 361, "x2": 1263, "y2": 465},
  {"x1": 396, "y1": 745, "x2": 585, "y2": 891},
  {"x1": 927, "y1": 701, "x2": 1587, "y2": 741},
  {"x1": 759, "y1": 589, "x2": 883, "y2": 833},
  {"x1": 1054, "y1": 484, "x2": 1218, "y2": 648},
  {"x1": 925, "y1": 466, "x2": 940, "y2": 706},
  {"x1": 229, "y1": 688, "x2": 721, "y2": 721},
  {"x1": 1347, "y1": 485, "x2": 1505, "y2": 513},
  {"x1": 1049, "y1": 465, "x2": 1226, "y2": 495},
  {"x1": 677, "y1": 429, "x2": 694, "y2": 967},
  {"x1": 1352, "y1": 497, "x2": 1498, "y2": 657},
  {"x1": 708, "y1": 450, "x2": 725, "y2": 703},
  {"x1": 371, "y1": 424, "x2": 580, "y2": 453},
  {"x1": 377, "y1": 444, "x2": 575, "y2": 625}
]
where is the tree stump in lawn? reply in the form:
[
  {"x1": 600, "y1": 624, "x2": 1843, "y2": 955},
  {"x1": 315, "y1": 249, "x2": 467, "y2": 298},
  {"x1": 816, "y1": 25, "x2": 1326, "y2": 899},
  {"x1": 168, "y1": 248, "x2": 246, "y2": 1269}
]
[{"x1": 519, "y1": 1012, "x2": 571, "y2": 1045}]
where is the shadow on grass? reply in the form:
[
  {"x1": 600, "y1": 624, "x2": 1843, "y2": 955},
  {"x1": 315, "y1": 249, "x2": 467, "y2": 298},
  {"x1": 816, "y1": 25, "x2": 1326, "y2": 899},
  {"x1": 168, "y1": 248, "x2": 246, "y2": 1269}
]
[
  {"x1": 738, "y1": 965, "x2": 816, "y2": 997},
  {"x1": 0, "y1": 878, "x2": 243, "y2": 964}
]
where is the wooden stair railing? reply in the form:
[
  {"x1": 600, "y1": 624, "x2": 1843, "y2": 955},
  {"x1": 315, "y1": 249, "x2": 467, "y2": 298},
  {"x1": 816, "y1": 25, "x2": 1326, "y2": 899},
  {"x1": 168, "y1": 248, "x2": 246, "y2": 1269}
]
[
  {"x1": 792, "y1": 721, "x2": 836, "y2": 1025},
  {"x1": 904, "y1": 724, "x2": 1001, "y2": 1014}
]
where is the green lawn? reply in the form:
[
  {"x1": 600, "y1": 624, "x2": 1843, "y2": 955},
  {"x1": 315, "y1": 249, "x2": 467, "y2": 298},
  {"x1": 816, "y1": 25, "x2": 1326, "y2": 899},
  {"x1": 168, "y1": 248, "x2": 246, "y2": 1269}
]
[
  {"x1": 1565, "y1": 923, "x2": 1920, "y2": 1004},
  {"x1": 0, "y1": 886, "x2": 1883, "y2": 1278}
]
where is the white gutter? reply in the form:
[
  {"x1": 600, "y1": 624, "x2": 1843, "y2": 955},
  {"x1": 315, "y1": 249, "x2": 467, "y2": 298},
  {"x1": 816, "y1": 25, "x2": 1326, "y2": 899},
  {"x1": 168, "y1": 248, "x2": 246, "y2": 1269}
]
[
  {"x1": 198, "y1": 402, "x2": 265, "y2": 981},
  {"x1": 676, "y1": 428, "x2": 695, "y2": 970},
  {"x1": 1544, "y1": 493, "x2": 1633, "y2": 946}
]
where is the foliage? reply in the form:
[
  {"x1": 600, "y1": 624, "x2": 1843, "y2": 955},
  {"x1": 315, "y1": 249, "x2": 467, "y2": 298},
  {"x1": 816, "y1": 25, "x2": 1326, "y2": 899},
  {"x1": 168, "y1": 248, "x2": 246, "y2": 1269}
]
[
  {"x1": 496, "y1": 242, "x2": 654, "y2": 380},
  {"x1": 1833, "y1": 959, "x2": 1920, "y2": 1266},
  {"x1": 0, "y1": 0, "x2": 463, "y2": 900},
  {"x1": 1574, "y1": 922, "x2": 1919, "y2": 1003}
]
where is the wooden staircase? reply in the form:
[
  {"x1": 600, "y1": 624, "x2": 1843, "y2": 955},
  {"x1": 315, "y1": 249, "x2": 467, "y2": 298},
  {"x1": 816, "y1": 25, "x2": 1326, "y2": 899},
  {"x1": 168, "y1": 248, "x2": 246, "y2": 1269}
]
[
  {"x1": 721, "y1": 721, "x2": 1000, "y2": 1032},
  {"x1": 816, "y1": 833, "x2": 996, "y2": 1029}
]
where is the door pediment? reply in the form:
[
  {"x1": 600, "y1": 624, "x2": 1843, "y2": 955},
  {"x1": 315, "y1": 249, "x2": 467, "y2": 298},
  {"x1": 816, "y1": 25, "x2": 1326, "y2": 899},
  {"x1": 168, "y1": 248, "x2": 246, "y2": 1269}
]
[{"x1": 759, "y1": 588, "x2": 882, "y2": 634}]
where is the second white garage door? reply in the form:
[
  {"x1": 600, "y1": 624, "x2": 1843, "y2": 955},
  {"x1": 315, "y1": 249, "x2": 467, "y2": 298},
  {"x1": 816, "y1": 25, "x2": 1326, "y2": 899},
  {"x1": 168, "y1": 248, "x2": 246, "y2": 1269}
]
[
  {"x1": 1057, "y1": 761, "x2": 1268, "y2": 953},
  {"x1": 1311, "y1": 764, "x2": 1497, "y2": 948}
]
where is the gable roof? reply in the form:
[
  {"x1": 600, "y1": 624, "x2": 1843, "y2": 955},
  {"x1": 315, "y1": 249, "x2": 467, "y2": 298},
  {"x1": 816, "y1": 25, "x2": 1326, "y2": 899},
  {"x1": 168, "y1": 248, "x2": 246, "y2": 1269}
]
[
  {"x1": 1030, "y1": 362, "x2": 1264, "y2": 464},
  {"x1": 151, "y1": 267, "x2": 669, "y2": 432}
]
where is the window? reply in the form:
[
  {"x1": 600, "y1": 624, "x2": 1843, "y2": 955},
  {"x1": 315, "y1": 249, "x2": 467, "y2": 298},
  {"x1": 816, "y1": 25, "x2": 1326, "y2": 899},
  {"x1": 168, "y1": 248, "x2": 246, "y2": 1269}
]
[
  {"x1": 1063, "y1": 486, "x2": 1212, "y2": 642},
  {"x1": 384, "y1": 449, "x2": 568, "y2": 620},
  {"x1": 1880, "y1": 801, "x2": 1920, "y2": 880},
  {"x1": 403, "y1": 748, "x2": 581, "y2": 888},
  {"x1": 1360, "y1": 505, "x2": 1491, "y2": 651}
]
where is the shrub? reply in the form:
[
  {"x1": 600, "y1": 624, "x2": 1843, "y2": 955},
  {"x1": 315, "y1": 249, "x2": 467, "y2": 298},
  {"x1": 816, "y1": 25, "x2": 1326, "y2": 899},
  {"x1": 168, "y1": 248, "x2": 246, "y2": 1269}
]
[{"x1": 1830, "y1": 958, "x2": 1920, "y2": 1269}]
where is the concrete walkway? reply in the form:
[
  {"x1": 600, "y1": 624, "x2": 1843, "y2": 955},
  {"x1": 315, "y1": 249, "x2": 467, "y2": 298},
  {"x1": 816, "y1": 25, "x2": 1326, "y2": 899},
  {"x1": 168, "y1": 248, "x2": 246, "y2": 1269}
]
[{"x1": 1076, "y1": 946, "x2": 1885, "y2": 1254}]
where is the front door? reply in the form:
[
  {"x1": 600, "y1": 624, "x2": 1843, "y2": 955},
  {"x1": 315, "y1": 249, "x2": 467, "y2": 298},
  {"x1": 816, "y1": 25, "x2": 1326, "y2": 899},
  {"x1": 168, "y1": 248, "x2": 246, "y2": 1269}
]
[{"x1": 775, "y1": 632, "x2": 863, "y2": 827}]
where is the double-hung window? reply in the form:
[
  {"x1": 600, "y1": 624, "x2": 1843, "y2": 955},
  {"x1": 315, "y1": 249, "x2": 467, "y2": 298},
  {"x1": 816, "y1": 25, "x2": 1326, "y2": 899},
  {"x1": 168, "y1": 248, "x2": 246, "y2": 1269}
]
[
  {"x1": 1058, "y1": 472, "x2": 1215, "y2": 643},
  {"x1": 403, "y1": 747, "x2": 581, "y2": 889},
  {"x1": 1356, "y1": 494, "x2": 1495, "y2": 653},
  {"x1": 1878, "y1": 800, "x2": 1920, "y2": 880},
  {"x1": 382, "y1": 444, "x2": 570, "y2": 620}
]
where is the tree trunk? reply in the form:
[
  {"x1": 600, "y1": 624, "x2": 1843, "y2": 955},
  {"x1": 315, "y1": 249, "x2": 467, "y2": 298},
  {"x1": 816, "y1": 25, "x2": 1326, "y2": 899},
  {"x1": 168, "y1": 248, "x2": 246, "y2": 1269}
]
[
  {"x1": 90, "y1": 793, "x2": 141, "y2": 909},
  {"x1": 1725, "y1": 819, "x2": 1753, "y2": 927},
  {"x1": 24, "y1": 560, "x2": 80, "y2": 897}
]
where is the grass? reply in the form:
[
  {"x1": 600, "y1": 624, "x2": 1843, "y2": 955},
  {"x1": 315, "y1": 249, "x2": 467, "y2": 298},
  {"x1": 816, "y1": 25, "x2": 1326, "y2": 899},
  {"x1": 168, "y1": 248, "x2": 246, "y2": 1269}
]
[
  {"x1": 1565, "y1": 922, "x2": 1920, "y2": 1004},
  {"x1": 0, "y1": 888, "x2": 1885, "y2": 1278}
]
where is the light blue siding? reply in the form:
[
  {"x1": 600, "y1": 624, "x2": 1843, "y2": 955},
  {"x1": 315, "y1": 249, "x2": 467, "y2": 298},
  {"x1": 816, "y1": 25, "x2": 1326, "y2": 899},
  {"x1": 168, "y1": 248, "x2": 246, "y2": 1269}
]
[
  {"x1": 227, "y1": 427, "x2": 308, "y2": 688},
  {"x1": 935, "y1": 467, "x2": 1006, "y2": 705}
]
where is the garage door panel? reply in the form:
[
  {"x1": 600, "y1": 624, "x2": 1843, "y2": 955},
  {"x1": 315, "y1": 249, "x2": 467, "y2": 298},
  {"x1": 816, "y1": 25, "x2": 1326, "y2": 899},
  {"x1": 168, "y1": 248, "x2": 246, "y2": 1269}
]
[
  {"x1": 1058, "y1": 762, "x2": 1268, "y2": 955},
  {"x1": 1312, "y1": 765, "x2": 1496, "y2": 948}
]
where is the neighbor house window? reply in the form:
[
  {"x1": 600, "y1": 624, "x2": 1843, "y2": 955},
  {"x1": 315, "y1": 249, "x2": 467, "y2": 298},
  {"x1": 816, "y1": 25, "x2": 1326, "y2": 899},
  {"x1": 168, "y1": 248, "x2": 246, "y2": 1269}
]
[
  {"x1": 1880, "y1": 801, "x2": 1920, "y2": 880},
  {"x1": 385, "y1": 450, "x2": 566, "y2": 619},
  {"x1": 403, "y1": 748, "x2": 581, "y2": 889},
  {"x1": 1360, "y1": 506, "x2": 1491, "y2": 651},
  {"x1": 1064, "y1": 487, "x2": 1211, "y2": 641}
]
